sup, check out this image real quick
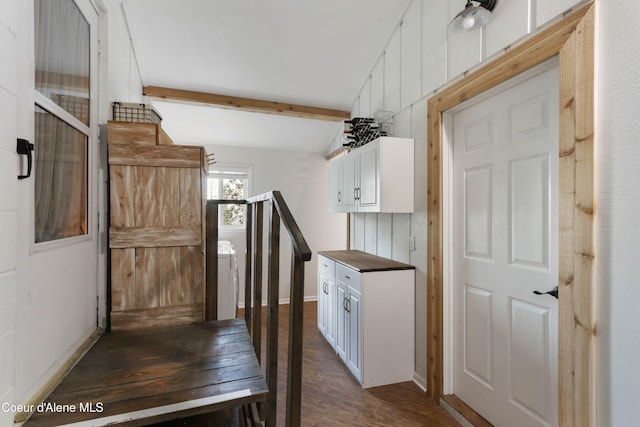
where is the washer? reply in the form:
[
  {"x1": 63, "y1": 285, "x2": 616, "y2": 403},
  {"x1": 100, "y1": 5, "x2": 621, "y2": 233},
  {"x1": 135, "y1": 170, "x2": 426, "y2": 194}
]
[{"x1": 217, "y1": 240, "x2": 238, "y2": 320}]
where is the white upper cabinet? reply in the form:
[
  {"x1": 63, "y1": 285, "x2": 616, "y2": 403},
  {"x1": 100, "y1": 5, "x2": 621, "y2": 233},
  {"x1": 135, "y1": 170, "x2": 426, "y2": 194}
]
[{"x1": 328, "y1": 137, "x2": 414, "y2": 213}]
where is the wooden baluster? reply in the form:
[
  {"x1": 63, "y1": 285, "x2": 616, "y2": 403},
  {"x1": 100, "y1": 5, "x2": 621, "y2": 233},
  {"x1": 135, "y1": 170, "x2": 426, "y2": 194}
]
[
  {"x1": 252, "y1": 202, "x2": 263, "y2": 362},
  {"x1": 205, "y1": 201, "x2": 218, "y2": 321},
  {"x1": 244, "y1": 202, "x2": 253, "y2": 330},
  {"x1": 264, "y1": 201, "x2": 280, "y2": 426},
  {"x1": 286, "y1": 253, "x2": 305, "y2": 427}
]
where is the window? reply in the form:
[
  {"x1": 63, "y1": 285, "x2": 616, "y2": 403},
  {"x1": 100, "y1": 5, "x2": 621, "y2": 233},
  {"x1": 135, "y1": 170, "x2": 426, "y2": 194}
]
[
  {"x1": 207, "y1": 166, "x2": 251, "y2": 228},
  {"x1": 34, "y1": 0, "x2": 91, "y2": 244}
]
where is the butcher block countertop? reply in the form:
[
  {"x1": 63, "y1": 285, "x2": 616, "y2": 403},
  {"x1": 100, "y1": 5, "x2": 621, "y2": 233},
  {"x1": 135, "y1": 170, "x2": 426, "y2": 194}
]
[{"x1": 317, "y1": 250, "x2": 415, "y2": 273}]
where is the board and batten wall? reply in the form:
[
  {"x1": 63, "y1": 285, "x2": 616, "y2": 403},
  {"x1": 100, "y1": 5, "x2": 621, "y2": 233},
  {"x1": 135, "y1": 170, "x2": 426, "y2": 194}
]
[
  {"x1": 346, "y1": 0, "x2": 592, "y2": 394},
  {"x1": 347, "y1": 0, "x2": 640, "y2": 424},
  {"x1": 351, "y1": 0, "x2": 640, "y2": 425},
  {"x1": 596, "y1": 0, "x2": 640, "y2": 425}
]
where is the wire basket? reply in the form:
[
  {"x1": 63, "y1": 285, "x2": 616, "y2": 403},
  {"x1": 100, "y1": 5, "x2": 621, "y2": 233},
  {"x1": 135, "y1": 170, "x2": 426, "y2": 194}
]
[{"x1": 112, "y1": 102, "x2": 162, "y2": 124}]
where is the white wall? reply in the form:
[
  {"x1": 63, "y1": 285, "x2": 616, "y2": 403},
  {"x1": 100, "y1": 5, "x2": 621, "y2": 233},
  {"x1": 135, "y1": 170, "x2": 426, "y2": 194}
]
[
  {"x1": 102, "y1": 0, "x2": 143, "y2": 104},
  {"x1": 200, "y1": 144, "x2": 347, "y2": 307},
  {"x1": 0, "y1": 1, "x2": 19, "y2": 424},
  {"x1": 348, "y1": 0, "x2": 586, "y2": 389},
  {"x1": 596, "y1": 1, "x2": 640, "y2": 424}
]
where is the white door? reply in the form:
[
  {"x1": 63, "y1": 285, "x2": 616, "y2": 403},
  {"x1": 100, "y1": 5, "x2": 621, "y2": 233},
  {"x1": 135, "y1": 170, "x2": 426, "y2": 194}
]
[
  {"x1": 452, "y1": 66, "x2": 559, "y2": 427},
  {"x1": 15, "y1": 0, "x2": 101, "y2": 401}
]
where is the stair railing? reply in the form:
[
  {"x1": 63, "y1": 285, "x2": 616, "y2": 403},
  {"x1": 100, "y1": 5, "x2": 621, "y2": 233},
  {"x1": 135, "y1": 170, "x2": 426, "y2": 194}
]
[{"x1": 206, "y1": 191, "x2": 311, "y2": 427}]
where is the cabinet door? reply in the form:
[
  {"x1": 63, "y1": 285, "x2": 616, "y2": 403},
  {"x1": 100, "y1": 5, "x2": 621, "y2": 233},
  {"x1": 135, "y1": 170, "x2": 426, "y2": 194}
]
[
  {"x1": 317, "y1": 270, "x2": 327, "y2": 335},
  {"x1": 347, "y1": 287, "x2": 362, "y2": 381},
  {"x1": 325, "y1": 276, "x2": 336, "y2": 348},
  {"x1": 335, "y1": 280, "x2": 348, "y2": 363},
  {"x1": 341, "y1": 152, "x2": 358, "y2": 211},
  {"x1": 328, "y1": 159, "x2": 342, "y2": 212},
  {"x1": 358, "y1": 143, "x2": 379, "y2": 211}
]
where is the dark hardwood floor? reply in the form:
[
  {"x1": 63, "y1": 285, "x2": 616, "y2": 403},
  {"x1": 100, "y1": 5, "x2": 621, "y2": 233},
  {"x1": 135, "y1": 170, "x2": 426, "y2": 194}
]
[{"x1": 157, "y1": 302, "x2": 459, "y2": 427}]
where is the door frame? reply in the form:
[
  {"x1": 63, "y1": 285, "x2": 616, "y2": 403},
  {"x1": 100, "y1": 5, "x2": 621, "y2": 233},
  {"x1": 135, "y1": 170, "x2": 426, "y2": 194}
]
[{"x1": 427, "y1": 3, "x2": 595, "y2": 426}]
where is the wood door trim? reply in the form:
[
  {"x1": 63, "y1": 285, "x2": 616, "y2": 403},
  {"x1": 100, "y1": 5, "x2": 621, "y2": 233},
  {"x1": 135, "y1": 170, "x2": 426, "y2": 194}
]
[{"x1": 426, "y1": 3, "x2": 595, "y2": 426}]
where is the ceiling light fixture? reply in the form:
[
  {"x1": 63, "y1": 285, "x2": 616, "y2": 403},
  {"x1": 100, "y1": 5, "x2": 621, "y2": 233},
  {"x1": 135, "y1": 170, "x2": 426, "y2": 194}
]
[{"x1": 449, "y1": 0, "x2": 497, "y2": 33}]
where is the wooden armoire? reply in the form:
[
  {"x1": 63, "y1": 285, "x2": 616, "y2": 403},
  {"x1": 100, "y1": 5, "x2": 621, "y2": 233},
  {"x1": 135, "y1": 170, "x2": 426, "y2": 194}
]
[{"x1": 107, "y1": 121, "x2": 207, "y2": 330}]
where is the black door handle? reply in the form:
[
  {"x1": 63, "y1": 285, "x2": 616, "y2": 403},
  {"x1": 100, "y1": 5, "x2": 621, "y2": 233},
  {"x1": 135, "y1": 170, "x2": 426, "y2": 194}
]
[
  {"x1": 533, "y1": 286, "x2": 558, "y2": 299},
  {"x1": 17, "y1": 138, "x2": 34, "y2": 180}
]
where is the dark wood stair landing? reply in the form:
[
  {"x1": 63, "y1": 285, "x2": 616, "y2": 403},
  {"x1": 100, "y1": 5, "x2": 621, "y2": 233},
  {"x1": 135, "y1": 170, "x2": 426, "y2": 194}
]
[{"x1": 24, "y1": 319, "x2": 268, "y2": 427}]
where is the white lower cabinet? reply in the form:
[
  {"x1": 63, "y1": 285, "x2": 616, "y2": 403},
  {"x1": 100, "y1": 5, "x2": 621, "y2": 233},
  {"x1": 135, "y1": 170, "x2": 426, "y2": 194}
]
[{"x1": 318, "y1": 251, "x2": 415, "y2": 388}]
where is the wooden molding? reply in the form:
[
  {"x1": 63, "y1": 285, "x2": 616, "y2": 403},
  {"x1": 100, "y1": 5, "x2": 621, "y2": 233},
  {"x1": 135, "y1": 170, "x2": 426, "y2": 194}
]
[
  {"x1": 109, "y1": 227, "x2": 202, "y2": 248},
  {"x1": 326, "y1": 146, "x2": 348, "y2": 161},
  {"x1": 426, "y1": 2, "x2": 595, "y2": 426},
  {"x1": 143, "y1": 86, "x2": 351, "y2": 122},
  {"x1": 108, "y1": 145, "x2": 203, "y2": 168},
  {"x1": 110, "y1": 305, "x2": 204, "y2": 331}
]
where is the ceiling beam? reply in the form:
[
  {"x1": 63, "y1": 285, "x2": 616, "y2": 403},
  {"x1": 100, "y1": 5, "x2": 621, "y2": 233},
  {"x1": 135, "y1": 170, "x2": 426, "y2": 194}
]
[{"x1": 143, "y1": 86, "x2": 350, "y2": 122}]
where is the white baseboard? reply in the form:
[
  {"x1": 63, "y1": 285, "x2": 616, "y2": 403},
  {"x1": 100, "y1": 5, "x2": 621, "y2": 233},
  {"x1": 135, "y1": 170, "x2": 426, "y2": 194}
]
[
  {"x1": 412, "y1": 372, "x2": 427, "y2": 392},
  {"x1": 237, "y1": 296, "x2": 317, "y2": 309}
]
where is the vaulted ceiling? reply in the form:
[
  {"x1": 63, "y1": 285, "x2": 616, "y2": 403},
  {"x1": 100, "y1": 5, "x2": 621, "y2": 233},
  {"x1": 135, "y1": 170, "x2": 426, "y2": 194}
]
[{"x1": 120, "y1": 0, "x2": 410, "y2": 152}]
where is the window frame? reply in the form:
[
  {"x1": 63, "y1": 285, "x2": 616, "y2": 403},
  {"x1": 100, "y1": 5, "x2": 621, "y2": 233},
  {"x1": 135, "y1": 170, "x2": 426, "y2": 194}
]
[
  {"x1": 30, "y1": 0, "x2": 98, "y2": 253},
  {"x1": 207, "y1": 164, "x2": 252, "y2": 230}
]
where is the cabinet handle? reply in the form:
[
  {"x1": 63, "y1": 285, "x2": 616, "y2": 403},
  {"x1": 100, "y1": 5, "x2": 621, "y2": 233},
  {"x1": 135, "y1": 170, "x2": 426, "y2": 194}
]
[
  {"x1": 343, "y1": 297, "x2": 348, "y2": 311},
  {"x1": 344, "y1": 274, "x2": 350, "y2": 280},
  {"x1": 324, "y1": 282, "x2": 329, "y2": 294},
  {"x1": 338, "y1": 191, "x2": 341, "y2": 203},
  {"x1": 345, "y1": 299, "x2": 351, "y2": 313}
]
